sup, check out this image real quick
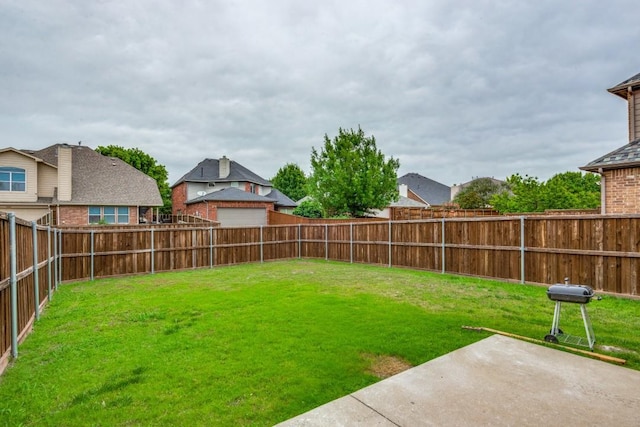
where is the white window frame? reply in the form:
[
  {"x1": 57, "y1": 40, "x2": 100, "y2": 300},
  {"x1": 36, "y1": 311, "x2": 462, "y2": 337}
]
[
  {"x1": 88, "y1": 206, "x2": 129, "y2": 224},
  {"x1": 0, "y1": 167, "x2": 26, "y2": 192}
]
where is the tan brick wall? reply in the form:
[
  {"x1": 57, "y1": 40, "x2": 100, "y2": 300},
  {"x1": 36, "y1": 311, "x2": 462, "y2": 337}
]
[
  {"x1": 58, "y1": 205, "x2": 138, "y2": 225},
  {"x1": 603, "y1": 167, "x2": 640, "y2": 214}
]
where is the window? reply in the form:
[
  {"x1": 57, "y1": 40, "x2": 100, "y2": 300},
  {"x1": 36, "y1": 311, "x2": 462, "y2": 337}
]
[
  {"x1": 88, "y1": 206, "x2": 129, "y2": 224},
  {"x1": 0, "y1": 167, "x2": 26, "y2": 192}
]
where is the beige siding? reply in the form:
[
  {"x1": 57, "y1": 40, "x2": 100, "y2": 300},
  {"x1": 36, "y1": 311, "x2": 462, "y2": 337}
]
[
  {"x1": 57, "y1": 145, "x2": 72, "y2": 201},
  {"x1": 0, "y1": 151, "x2": 38, "y2": 202},
  {"x1": 37, "y1": 163, "x2": 57, "y2": 198},
  {"x1": 0, "y1": 205, "x2": 50, "y2": 221},
  {"x1": 633, "y1": 91, "x2": 640, "y2": 141}
]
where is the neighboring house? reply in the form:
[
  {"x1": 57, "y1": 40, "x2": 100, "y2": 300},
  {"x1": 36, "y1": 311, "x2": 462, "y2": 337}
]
[
  {"x1": 0, "y1": 143, "x2": 163, "y2": 225},
  {"x1": 374, "y1": 183, "x2": 429, "y2": 218},
  {"x1": 171, "y1": 156, "x2": 296, "y2": 226},
  {"x1": 397, "y1": 173, "x2": 450, "y2": 206},
  {"x1": 450, "y1": 177, "x2": 506, "y2": 200},
  {"x1": 581, "y1": 72, "x2": 640, "y2": 214}
]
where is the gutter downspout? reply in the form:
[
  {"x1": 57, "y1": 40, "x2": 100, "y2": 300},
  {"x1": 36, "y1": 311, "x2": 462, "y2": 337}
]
[{"x1": 599, "y1": 168, "x2": 605, "y2": 215}]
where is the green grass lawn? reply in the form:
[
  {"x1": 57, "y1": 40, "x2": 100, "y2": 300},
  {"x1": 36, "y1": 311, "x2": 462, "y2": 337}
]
[{"x1": 1, "y1": 260, "x2": 638, "y2": 426}]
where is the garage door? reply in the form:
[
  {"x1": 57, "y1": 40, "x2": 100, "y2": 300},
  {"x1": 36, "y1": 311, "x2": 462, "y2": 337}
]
[{"x1": 217, "y1": 208, "x2": 267, "y2": 227}]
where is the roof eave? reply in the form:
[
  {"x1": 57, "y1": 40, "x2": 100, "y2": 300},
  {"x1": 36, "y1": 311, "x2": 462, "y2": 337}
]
[{"x1": 580, "y1": 161, "x2": 640, "y2": 173}]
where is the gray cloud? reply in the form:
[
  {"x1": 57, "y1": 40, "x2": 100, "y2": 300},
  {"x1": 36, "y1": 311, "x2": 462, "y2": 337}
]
[{"x1": 1, "y1": 0, "x2": 638, "y2": 186}]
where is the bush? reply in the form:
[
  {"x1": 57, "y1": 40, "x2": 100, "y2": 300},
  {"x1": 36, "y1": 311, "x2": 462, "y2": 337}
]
[{"x1": 293, "y1": 199, "x2": 324, "y2": 218}]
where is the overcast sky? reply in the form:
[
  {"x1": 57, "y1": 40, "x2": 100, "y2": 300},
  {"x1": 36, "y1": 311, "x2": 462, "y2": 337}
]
[{"x1": 1, "y1": 1, "x2": 638, "y2": 186}]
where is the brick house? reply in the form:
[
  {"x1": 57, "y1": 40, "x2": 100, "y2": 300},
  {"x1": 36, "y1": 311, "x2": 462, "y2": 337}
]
[
  {"x1": 0, "y1": 143, "x2": 163, "y2": 225},
  {"x1": 397, "y1": 173, "x2": 450, "y2": 207},
  {"x1": 171, "y1": 156, "x2": 296, "y2": 227},
  {"x1": 581, "y1": 72, "x2": 640, "y2": 213}
]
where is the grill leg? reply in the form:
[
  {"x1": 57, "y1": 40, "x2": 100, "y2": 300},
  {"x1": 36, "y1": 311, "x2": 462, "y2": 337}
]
[
  {"x1": 550, "y1": 301, "x2": 562, "y2": 335},
  {"x1": 580, "y1": 304, "x2": 596, "y2": 351}
]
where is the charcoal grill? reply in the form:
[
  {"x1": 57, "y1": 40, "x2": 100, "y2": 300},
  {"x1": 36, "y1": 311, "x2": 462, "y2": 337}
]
[{"x1": 544, "y1": 279, "x2": 596, "y2": 350}]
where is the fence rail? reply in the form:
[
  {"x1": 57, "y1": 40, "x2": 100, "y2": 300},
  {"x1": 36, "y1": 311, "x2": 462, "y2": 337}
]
[{"x1": 2, "y1": 212, "x2": 640, "y2": 375}]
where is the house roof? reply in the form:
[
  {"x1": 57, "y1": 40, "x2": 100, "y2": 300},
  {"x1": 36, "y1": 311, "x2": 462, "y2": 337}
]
[
  {"x1": 608, "y1": 72, "x2": 640, "y2": 99},
  {"x1": 455, "y1": 177, "x2": 505, "y2": 189},
  {"x1": 172, "y1": 157, "x2": 271, "y2": 188},
  {"x1": 186, "y1": 187, "x2": 275, "y2": 204},
  {"x1": 389, "y1": 195, "x2": 429, "y2": 208},
  {"x1": 31, "y1": 144, "x2": 163, "y2": 206},
  {"x1": 265, "y1": 189, "x2": 298, "y2": 208},
  {"x1": 580, "y1": 138, "x2": 640, "y2": 172},
  {"x1": 397, "y1": 173, "x2": 450, "y2": 205}
]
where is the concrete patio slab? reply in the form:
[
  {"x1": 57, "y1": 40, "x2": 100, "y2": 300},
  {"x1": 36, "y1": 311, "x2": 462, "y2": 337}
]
[{"x1": 276, "y1": 335, "x2": 640, "y2": 426}]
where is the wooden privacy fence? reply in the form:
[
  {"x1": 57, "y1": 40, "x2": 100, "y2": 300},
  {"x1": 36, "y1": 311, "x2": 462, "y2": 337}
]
[
  {"x1": 55, "y1": 215, "x2": 640, "y2": 295},
  {"x1": 0, "y1": 213, "x2": 60, "y2": 374},
  {"x1": 3, "y1": 213, "x2": 640, "y2": 374}
]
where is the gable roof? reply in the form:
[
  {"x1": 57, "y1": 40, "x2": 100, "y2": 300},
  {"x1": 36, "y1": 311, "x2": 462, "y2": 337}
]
[
  {"x1": 172, "y1": 157, "x2": 271, "y2": 188},
  {"x1": 389, "y1": 195, "x2": 429, "y2": 208},
  {"x1": 397, "y1": 173, "x2": 450, "y2": 205},
  {"x1": 31, "y1": 144, "x2": 162, "y2": 206},
  {"x1": 608, "y1": 72, "x2": 640, "y2": 99},
  {"x1": 265, "y1": 189, "x2": 297, "y2": 208},
  {"x1": 186, "y1": 187, "x2": 275, "y2": 204},
  {"x1": 0, "y1": 147, "x2": 57, "y2": 167},
  {"x1": 580, "y1": 138, "x2": 640, "y2": 172}
]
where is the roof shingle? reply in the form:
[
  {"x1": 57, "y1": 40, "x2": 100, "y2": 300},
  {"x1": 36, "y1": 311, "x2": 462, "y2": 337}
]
[
  {"x1": 172, "y1": 158, "x2": 271, "y2": 187},
  {"x1": 32, "y1": 144, "x2": 163, "y2": 206},
  {"x1": 580, "y1": 138, "x2": 640, "y2": 171}
]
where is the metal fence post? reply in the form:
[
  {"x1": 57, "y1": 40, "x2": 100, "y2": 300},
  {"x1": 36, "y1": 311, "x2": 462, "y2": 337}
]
[
  {"x1": 520, "y1": 216, "x2": 525, "y2": 284},
  {"x1": 9, "y1": 213, "x2": 18, "y2": 358},
  {"x1": 32, "y1": 222, "x2": 40, "y2": 321},
  {"x1": 57, "y1": 229, "x2": 62, "y2": 286},
  {"x1": 441, "y1": 218, "x2": 446, "y2": 274},
  {"x1": 209, "y1": 227, "x2": 213, "y2": 268},
  {"x1": 350, "y1": 223, "x2": 353, "y2": 264},
  {"x1": 150, "y1": 228, "x2": 155, "y2": 274},
  {"x1": 388, "y1": 221, "x2": 392, "y2": 268},
  {"x1": 298, "y1": 224, "x2": 301, "y2": 259},
  {"x1": 47, "y1": 226, "x2": 52, "y2": 301},
  {"x1": 90, "y1": 230, "x2": 95, "y2": 281},
  {"x1": 325, "y1": 224, "x2": 328, "y2": 261},
  {"x1": 53, "y1": 227, "x2": 58, "y2": 290},
  {"x1": 260, "y1": 226, "x2": 264, "y2": 263}
]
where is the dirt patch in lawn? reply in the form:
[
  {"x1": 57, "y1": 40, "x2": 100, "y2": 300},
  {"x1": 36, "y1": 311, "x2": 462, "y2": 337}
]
[{"x1": 363, "y1": 353, "x2": 413, "y2": 379}]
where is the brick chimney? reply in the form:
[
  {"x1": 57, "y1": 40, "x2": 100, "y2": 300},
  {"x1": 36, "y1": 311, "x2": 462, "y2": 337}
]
[
  {"x1": 57, "y1": 144, "x2": 72, "y2": 202},
  {"x1": 219, "y1": 155, "x2": 230, "y2": 178}
]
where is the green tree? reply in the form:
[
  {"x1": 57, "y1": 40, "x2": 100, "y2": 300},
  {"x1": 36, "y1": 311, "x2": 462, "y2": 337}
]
[
  {"x1": 491, "y1": 174, "x2": 543, "y2": 213},
  {"x1": 292, "y1": 199, "x2": 324, "y2": 218},
  {"x1": 95, "y1": 145, "x2": 172, "y2": 214},
  {"x1": 271, "y1": 163, "x2": 307, "y2": 202},
  {"x1": 541, "y1": 171, "x2": 600, "y2": 210},
  {"x1": 453, "y1": 178, "x2": 505, "y2": 209},
  {"x1": 491, "y1": 172, "x2": 600, "y2": 213},
  {"x1": 308, "y1": 127, "x2": 400, "y2": 217}
]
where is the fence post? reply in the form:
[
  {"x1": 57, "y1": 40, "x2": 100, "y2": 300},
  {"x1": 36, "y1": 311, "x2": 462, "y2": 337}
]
[
  {"x1": 53, "y1": 227, "x2": 58, "y2": 290},
  {"x1": 90, "y1": 230, "x2": 95, "y2": 281},
  {"x1": 9, "y1": 213, "x2": 18, "y2": 358},
  {"x1": 260, "y1": 226, "x2": 264, "y2": 263},
  {"x1": 192, "y1": 229, "x2": 197, "y2": 268},
  {"x1": 298, "y1": 224, "x2": 301, "y2": 259},
  {"x1": 325, "y1": 224, "x2": 328, "y2": 261},
  {"x1": 56, "y1": 229, "x2": 62, "y2": 286},
  {"x1": 32, "y1": 222, "x2": 40, "y2": 321},
  {"x1": 47, "y1": 226, "x2": 52, "y2": 301},
  {"x1": 520, "y1": 216, "x2": 525, "y2": 284},
  {"x1": 149, "y1": 228, "x2": 155, "y2": 274},
  {"x1": 209, "y1": 227, "x2": 213, "y2": 268},
  {"x1": 350, "y1": 223, "x2": 353, "y2": 264},
  {"x1": 388, "y1": 221, "x2": 392, "y2": 268},
  {"x1": 441, "y1": 218, "x2": 446, "y2": 274}
]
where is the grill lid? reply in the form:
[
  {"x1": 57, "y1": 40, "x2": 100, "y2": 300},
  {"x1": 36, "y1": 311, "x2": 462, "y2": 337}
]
[{"x1": 547, "y1": 284, "x2": 595, "y2": 304}]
